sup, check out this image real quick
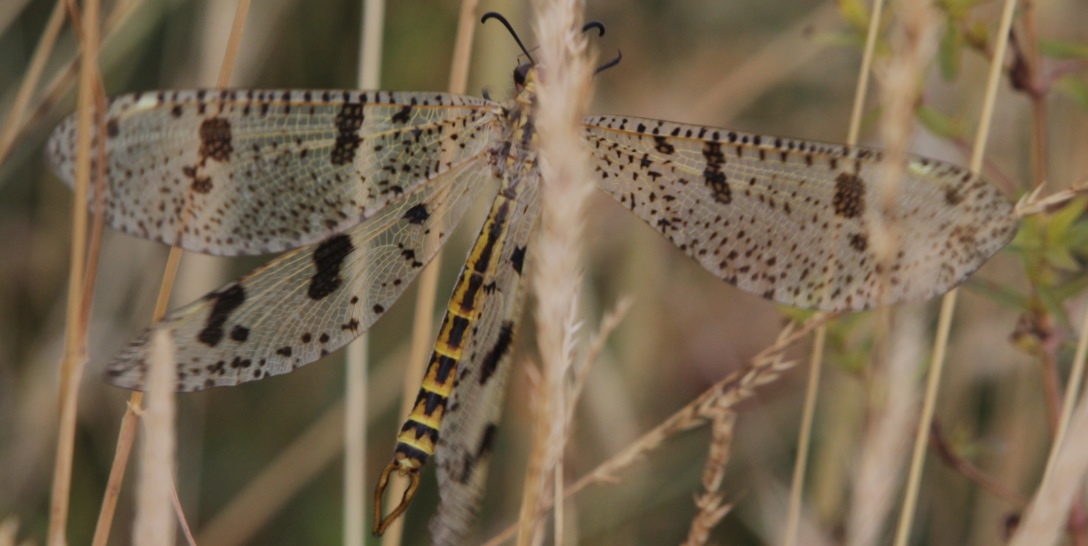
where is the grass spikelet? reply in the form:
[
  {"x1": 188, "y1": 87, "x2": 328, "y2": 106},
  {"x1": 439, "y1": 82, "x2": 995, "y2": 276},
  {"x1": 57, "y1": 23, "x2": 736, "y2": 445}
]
[{"x1": 517, "y1": 0, "x2": 596, "y2": 542}]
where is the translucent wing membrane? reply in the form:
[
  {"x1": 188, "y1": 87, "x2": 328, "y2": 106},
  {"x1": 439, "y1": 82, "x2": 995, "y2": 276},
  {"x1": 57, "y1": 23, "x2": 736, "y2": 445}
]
[
  {"x1": 106, "y1": 157, "x2": 499, "y2": 391},
  {"x1": 47, "y1": 90, "x2": 495, "y2": 255},
  {"x1": 583, "y1": 115, "x2": 1018, "y2": 311},
  {"x1": 431, "y1": 177, "x2": 540, "y2": 545}
]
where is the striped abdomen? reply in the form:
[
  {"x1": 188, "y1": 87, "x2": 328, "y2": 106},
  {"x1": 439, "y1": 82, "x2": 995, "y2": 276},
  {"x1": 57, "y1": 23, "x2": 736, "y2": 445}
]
[{"x1": 390, "y1": 190, "x2": 515, "y2": 473}]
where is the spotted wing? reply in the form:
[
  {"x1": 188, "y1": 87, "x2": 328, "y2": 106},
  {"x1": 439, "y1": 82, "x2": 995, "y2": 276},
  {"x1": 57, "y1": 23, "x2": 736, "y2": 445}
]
[
  {"x1": 430, "y1": 178, "x2": 540, "y2": 545},
  {"x1": 583, "y1": 116, "x2": 1018, "y2": 311},
  {"x1": 47, "y1": 90, "x2": 496, "y2": 256},
  {"x1": 106, "y1": 156, "x2": 498, "y2": 392}
]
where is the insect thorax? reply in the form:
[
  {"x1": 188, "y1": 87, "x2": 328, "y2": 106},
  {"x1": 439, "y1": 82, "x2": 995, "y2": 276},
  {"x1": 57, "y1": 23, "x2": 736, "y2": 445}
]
[{"x1": 488, "y1": 76, "x2": 539, "y2": 188}]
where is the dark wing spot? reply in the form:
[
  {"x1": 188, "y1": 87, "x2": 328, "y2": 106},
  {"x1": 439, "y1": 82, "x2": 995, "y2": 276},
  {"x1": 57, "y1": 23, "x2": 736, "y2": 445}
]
[
  {"x1": 308, "y1": 234, "x2": 355, "y2": 300},
  {"x1": 276, "y1": 346, "x2": 293, "y2": 357},
  {"x1": 331, "y1": 102, "x2": 364, "y2": 166},
  {"x1": 703, "y1": 141, "x2": 731, "y2": 205},
  {"x1": 229, "y1": 357, "x2": 252, "y2": 369},
  {"x1": 833, "y1": 173, "x2": 866, "y2": 219},
  {"x1": 230, "y1": 325, "x2": 250, "y2": 342},
  {"x1": 479, "y1": 321, "x2": 515, "y2": 384},
  {"x1": 391, "y1": 104, "x2": 412, "y2": 124},
  {"x1": 944, "y1": 185, "x2": 965, "y2": 206},
  {"x1": 475, "y1": 423, "x2": 498, "y2": 457},
  {"x1": 403, "y1": 203, "x2": 430, "y2": 225},
  {"x1": 106, "y1": 118, "x2": 120, "y2": 137},
  {"x1": 510, "y1": 245, "x2": 526, "y2": 275},
  {"x1": 198, "y1": 117, "x2": 233, "y2": 162},
  {"x1": 196, "y1": 284, "x2": 246, "y2": 347},
  {"x1": 653, "y1": 136, "x2": 675, "y2": 155},
  {"x1": 190, "y1": 174, "x2": 213, "y2": 194},
  {"x1": 849, "y1": 232, "x2": 868, "y2": 252}
]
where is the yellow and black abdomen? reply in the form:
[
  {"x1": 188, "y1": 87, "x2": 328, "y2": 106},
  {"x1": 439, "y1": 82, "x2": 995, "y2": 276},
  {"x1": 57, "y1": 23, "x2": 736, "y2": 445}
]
[{"x1": 391, "y1": 189, "x2": 514, "y2": 472}]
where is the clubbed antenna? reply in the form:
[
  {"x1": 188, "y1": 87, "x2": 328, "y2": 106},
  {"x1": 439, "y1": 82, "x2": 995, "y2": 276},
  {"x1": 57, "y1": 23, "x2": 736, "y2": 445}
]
[{"x1": 481, "y1": 12, "x2": 535, "y2": 64}]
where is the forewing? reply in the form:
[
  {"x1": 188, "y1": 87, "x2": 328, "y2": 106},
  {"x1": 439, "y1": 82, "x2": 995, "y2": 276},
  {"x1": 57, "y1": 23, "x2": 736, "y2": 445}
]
[
  {"x1": 430, "y1": 178, "x2": 541, "y2": 545},
  {"x1": 47, "y1": 90, "x2": 496, "y2": 255},
  {"x1": 107, "y1": 156, "x2": 499, "y2": 392},
  {"x1": 584, "y1": 116, "x2": 1018, "y2": 311}
]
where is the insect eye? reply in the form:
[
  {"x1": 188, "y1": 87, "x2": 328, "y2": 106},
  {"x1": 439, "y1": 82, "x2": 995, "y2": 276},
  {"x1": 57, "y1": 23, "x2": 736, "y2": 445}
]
[{"x1": 513, "y1": 63, "x2": 531, "y2": 87}]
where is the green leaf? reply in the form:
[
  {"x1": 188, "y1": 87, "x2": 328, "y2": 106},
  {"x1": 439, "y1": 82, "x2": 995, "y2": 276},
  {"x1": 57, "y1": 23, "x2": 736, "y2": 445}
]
[
  {"x1": 916, "y1": 105, "x2": 964, "y2": 139},
  {"x1": 814, "y1": 30, "x2": 867, "y2": 49},
  {"x1": 1046, "y1": 197, "x2": 1086, "y2": 238},
  {"x1": 1053, "y1": 273, "x2": 1088, "y2": 303},
  {"x1": 964, "y1": 21, "x2": 989, "y2": 52},
  {"x1": 1055, "y1": 76, "x2": 1088, "y2": 111},
  {"x1": 1040, "y1": 38, "x2": 1088, "y2": 60},
  {"x1": 966, "y1": 278, "x2": 1028, "y2": 310},
  {"x1": 939, "y1": 0, "x2": 985, "y2": 20},
  {"x1": 838, "y1": 0, "x2": 871, "y2": 32},
  {"x1": 1044, "y1": 245, "x2": 1081, "y2": 272},
  {"x1": 1038, "y1": 286, "x2": 1072, "y2": 330},
  {"x1": 939, "y1": 23, "x2": 963, "y2": 80},
  {"x1": 1066, "y1": 222, "x2": 1088, "y2": 253},
  {"x1": 1010, "y1": 215, "x2": 1044, "y2": 252}
]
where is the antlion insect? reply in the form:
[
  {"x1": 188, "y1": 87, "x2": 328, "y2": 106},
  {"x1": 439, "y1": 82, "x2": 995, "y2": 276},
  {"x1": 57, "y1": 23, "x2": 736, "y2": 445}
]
[{"x1": 46, "y1": 12, "x2": 1017, "y2": 543}]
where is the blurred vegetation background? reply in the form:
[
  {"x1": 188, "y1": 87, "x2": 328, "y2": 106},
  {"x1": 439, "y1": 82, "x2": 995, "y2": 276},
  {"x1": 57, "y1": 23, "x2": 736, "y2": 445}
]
[{"x1": 1, "y1": 0, "x2": 1087, "y2": 544}]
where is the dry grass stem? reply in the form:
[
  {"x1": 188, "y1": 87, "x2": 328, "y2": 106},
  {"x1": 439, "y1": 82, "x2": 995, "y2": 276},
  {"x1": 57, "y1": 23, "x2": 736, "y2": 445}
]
[
  {"x1": 344, "y1": 1, "x2": 383, "y2": 544},
  {"x1": 1011, "y1": 302, "x2": 1088, "y2": 545},
  {"x1": 447, "y1": 0, "x2": 480, "y2": 94},
  {"x1": 517, "y1": 0, "x2": 595, "y2": 543},
  {"x1": 1044, "y1": 295, "x2": 1088, "y2": 484},
  {"x1": 968, "y1": 0, "x2": 1019, "y2": 176},
  {"x1": 565, "y1": 297, "x2": 633, "y2": 422},
  {"x1": 872, "y1": 0, "x2": 940, "y2": 292},
  {"x1": 847, "y1": 3, "x2": 941, "y2": 544},
  {"x1": 0, "y1": 517, "x2": 32, "y2": 546},
  {"x1": 92, "y1": 395, "x2": 143, "y2": 546},
  {"x1": 844, "y1": 2, "x2": 940, "y2": 543},
  {"x1": 894, "y1": 0, "x2": 1017, "y2": 543},
  {"x1": 681, "y1": 404, "x2": 737, "y2": 546},
  {"x1": 196, "y1": 345, "x2": 406, "y2": 545},
  {"x1": 345, "y1": 314, "x2": 368, "y2": 546},
  {"x1": 785, "y1": 324, "x2": 827, "y2": 546},
  {"x1": 1014, "y1": 183, "x2": 1088, "y2": 218},
  {"x1": 1009, "y1": 383, "x2": 1088, "y2": 546},
  {"x1": 485, "y1": 313, "x2": 835, "y2": 546},
  {"x1": 197, "y1": 401, "x2": 347, "y2": 545},
  {"x1": 846, "y1": 0, "x2": 885, "y2": 147},
  {"x1": 848, "y1": 308, "x2": 925, "y2": 546},
  {"x1": 0, "y1": 0, "x2": 33, "y2": 36},
  {"x1": 563, "y1": 314, "x2": 830, "y2": 503},
  {"x1": 0, "y1": 517, "x2": 17, "y2": 546},
  {"x1": 48, "y1": 0, "x2": 100, "y2": 542},
  {"x1": 928, "y1": 423, "x2": 1027, "y2": 507},
  {"x1": 689, "y1": 1, "x2": 840, "y2": 122},
  {"x1": 133, "y1": 331, "x2": 177, "y2": 545},
  {"x1": 91, "y1": 2, "x2": 252, "y2": 543},
  {"x1": 200, "y1": 403, "x2": 347, "y2": 545},
  {"x1": 0, "y1": 0, "x2": 142, "y2": 173},
  {"x1": 0, "y1": 0, "x2": 65, "y2": 168},
  {"x1": 786, "y1": 0, "x2": 884, "y2": 542}
]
